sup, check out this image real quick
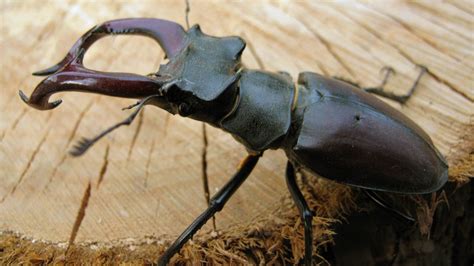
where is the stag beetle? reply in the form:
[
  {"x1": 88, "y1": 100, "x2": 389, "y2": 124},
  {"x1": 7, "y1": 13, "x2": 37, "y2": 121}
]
[{"x1": 19, "y1": 18, "x2": 448, "y2": 265}]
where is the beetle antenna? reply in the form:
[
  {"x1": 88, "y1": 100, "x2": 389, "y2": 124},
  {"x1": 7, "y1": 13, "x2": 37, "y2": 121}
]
[
  {"x1": 70, "y1": 95, "x2": 161, "y2": 157},
  {"x1": 185, "y1": 0, "x2": 190, "y2": 30},
  {"x1": 122, "y1": 101, "x2": 141, "y2": 111}
]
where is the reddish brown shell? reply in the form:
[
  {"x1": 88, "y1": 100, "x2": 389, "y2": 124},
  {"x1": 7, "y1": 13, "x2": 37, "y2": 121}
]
[{"x1": 287, "y1": 73, "x2": 448, "y2": 194}]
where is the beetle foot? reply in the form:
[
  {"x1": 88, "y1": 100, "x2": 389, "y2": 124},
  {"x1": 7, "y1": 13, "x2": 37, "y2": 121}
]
[
  {"x1": 69, "y1": 137, "x2": 93, "y2": 157},
  {"x1": 69, "y1": 94, "x2": 161, "y2": 156},
  {"x1": 364, "y1": 65, "x2": 427, "y2": 104}
]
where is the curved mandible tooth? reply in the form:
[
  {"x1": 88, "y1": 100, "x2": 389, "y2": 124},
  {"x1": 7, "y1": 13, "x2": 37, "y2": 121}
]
[
  {"x1": 32, "y1": 26, "x2": 101, "y2": 76},
  {"x1": 32, "y1": 18, "x2": 187, "y2": 76}
]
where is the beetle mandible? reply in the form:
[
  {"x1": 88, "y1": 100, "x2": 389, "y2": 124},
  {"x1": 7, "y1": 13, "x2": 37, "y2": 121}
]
[{"x1": 19, "y1": 18, "x2": 448, "y2": 265}]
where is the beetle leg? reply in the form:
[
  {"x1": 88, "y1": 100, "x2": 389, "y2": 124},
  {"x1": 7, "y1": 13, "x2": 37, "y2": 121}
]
[
  {"x1": 122, "y1": 101, "x2": 142, "y2": 111},
  {"x1": 364, "y1": 65, "x2": 427, "y2": 104},
  {"x1": 333, "y1": 65, "x2": 427, "y2": 104},
  {"x1": 363, "y1": 190, "x2": 415, "y2": 224},
  {"x1": 158, "y1": 154, "x2": 261, "y2": 266},
  {"x1": 286, "y1": 162, "x2": 314, "y2": 266},
  {"x1": 69, "y1": 94, "x2": 162, "y2": 157}
]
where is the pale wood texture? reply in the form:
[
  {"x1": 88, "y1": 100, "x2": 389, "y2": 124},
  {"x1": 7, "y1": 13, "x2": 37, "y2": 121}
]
[{"x1": 1, "y1": 0, "x2": 472, "y2": 253}]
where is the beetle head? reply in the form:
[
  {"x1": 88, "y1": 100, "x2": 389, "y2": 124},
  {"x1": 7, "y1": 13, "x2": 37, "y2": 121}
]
[
  {"x1": 154, "y1": 25, "x2": 245, "y2": 124},
  {"x1": 20, "y1": 20, "x2": 245, "y2": 125},
  {"x1": 18, "y1": 19, "x2": 246, "y2": 156}
]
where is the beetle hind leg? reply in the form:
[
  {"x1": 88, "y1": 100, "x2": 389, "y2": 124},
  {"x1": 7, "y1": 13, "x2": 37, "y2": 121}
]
[
  {"x1": 286, "y1": 162, "x2": 314, "y2": 266},
  {"x1": 334, "y1": 65, "x2": 428, "y2": 104},
  {"x1": 364, "y1": 65, "x2": 427, "y2": 104},
  {"x1": 363, "y1": 190, "x2": 415, "y2": 224}
]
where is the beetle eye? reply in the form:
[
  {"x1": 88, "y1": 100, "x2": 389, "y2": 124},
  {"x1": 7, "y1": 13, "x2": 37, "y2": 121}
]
[{"x1": 178, "y1": 102, "x2": 192, "y2": 117}]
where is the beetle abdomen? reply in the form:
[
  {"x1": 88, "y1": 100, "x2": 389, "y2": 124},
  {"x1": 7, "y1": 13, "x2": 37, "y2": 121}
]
[{"x1": 287, "y1": 73, "x2": 448, "y2": 194}]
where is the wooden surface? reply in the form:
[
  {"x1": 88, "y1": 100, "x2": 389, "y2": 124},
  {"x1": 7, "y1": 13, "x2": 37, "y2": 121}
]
[{"x1": 1, "y1": 0, "x2": 473, "y2": 261}]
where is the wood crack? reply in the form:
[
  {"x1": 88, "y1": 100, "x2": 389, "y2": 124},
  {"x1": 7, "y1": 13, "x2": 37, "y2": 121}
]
[
  {"x1": 127, "y1": 109, "x2": 144, "y2": 161},
  {"x1": 268, "y1": 2, "x2": 331, "y2": 76},
  {"x1": 96, "y1": 144, "x2": 109, "y2": 188},
  {"x1": 67, "y1": 100, "x2": 94, "y2": 145},
  {"x1": 0, "y1": 107, "x2": 27, "y2": 142},
  {"x1": 144, "y1": 113, "x2": 171, "y2": 188},
  {"x1": 244, "y1": 35, "x2": 265, "y2": 70},
  {"x1": 32, "y1": 7, "x2": 66, "y2": 47},
  {"x1": 447, "y1": 2, "x2": 474, "y2": 16},
  {"x1": 370, "y1": 5, "x2": 463, "y2": 63},
  {"x1": 1, "y1": 128, "x2": 51, "y2": 202},
  {"x1": 10, "y1": 106, "x2": 27, "y2": 130},
  {"x1": 410, "y1": 2, "x2": 472, "y2": 42},
  {"x1": 291, "y1": 15, "x2": 356, "y2": 78},
  {"x1": 34, "y1": 21, "x2": 56, "y2": 44},
  {"x1": 339, "y1": 7, "x2": 473, "y2": 102},
  {"x1": 67, "y1": 181, "x2": 92, "y2": 251},
  {"x1": 1, "y1": 75, "x2": 32, "y2": 141},
  {"x1": 144, "y1": 139, "x2": 156, "y2": 188},
  {"x1": 45, "y1": 100, "x2": 94, "y2": 189},
  {"x1": 424, "y1": 67, "x2": 473, "y2": 103},
  {"x1": 311, "y1": 57, "x2": 330, "y2": 77}
]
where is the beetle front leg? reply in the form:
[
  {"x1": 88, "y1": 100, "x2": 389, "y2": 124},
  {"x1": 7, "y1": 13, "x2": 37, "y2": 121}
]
[
  {"x1": 286, "y1": 162, "x2": 314, "y2": 266},
  {"x1": 158, "y1": 154, "x2": 261, "y2": 266},
  {"x1": 69, "y1": 94, "x2": 162, "y2": 157}
]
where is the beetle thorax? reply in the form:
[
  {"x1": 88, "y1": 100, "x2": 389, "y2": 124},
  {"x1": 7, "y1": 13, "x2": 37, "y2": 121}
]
[{"x1": 154, "y1": 25, "x2": 246, "y2": 126}]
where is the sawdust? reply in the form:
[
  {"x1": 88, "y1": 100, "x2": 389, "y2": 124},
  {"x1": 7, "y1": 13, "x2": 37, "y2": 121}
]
[
  {"x1": 0, "y1": 176, "x2": 355, "y2": 265},
  {"x1": 1, "y1": 148, "x2": 471, "y2": 264},
  {"x1": 449, "y1": 152, "x2": 474, "y2": 184},
  {"x1": 1, "y1": 165, "x2": 471, "y2": 264}
]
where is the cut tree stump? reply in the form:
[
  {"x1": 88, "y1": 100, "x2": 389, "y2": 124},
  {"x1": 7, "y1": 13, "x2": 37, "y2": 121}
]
[{"x1": 1, "y1": 1, "x2": 472, "y2": 265}]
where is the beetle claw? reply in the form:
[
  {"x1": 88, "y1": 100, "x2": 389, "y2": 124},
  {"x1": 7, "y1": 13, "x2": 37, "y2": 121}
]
[{"x1": 69, "y1": 137, "x2": 92, "y2": 157}]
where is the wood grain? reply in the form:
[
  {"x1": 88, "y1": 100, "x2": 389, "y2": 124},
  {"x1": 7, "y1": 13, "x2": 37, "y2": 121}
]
[{"x1": 0, "y1": 0, "x2": 472, "y2": 258}]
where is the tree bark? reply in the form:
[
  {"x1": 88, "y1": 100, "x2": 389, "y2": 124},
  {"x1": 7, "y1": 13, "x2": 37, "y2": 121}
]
[{"x1": 325, "y1": 182, "x2": 473, "y2": 266}]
